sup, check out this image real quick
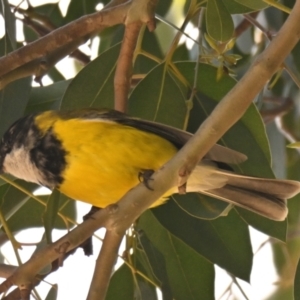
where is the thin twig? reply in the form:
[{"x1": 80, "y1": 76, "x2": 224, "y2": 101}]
[
  {"x1": 244, "y1": 14, "x2": 300, "y2": 88},
  {"x1": 114, "y1": 22, "x2": 142, "y2": 112},
  {"x1": 261, "y1": 97, "x2": 293, "y2": 123},
  {"x1": 187, "y1": 8, "x2": 205, "y2": 126},
  {"x1": 234, "y1": 12, "x2": 259, "y2": 37},
  {"x1": 230, "y1": 275, "x2": 250, "y2": 300},
  {"x1": 87, "y1": 230, "x2": 124, "y2": 300}
]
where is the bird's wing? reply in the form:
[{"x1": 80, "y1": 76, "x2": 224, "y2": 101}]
[{"x1": 64, "y1": 108, "x2": 247, "y2": 165}]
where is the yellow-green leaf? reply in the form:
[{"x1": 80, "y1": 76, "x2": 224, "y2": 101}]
[
  {"x1": 287, "y1": 142, "x2": 300, "y2": 149},
  {"x1": 234, "y1": 0, "x2": 268, "y2": 10},
  {"x1": 206, "y1": 0, "x2": 234, "y2": 42}
]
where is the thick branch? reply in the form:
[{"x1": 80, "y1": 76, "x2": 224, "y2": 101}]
[
  {"x1": 0, "y1": 0, "x2": 157, "y2": 78},
  {"x1": 0, "y1": 3, "x2": 130, "y2": 77},
  {"x1": 0, "y1": 264, "x2": 16, "y2": 279}
]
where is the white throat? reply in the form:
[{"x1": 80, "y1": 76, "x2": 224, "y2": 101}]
[{"x1": 3, "y1": 146, "x2": 44, "y2": 185}]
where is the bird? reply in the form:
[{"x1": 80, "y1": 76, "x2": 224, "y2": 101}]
[{"x1": 0, "y1": 108, "x2": 299, "y2": 221}]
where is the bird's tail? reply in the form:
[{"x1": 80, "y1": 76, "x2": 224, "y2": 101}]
[{"x1": 185, "y1": 163, "x2": 300, "y2": 221}]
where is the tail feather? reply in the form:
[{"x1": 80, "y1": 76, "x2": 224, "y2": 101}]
[
  {"x1": 218, "y1": 171, "x2": 300, "y2": 199},
  {"x1": 186, "y1": 164, "x2": 300, "y2": 220},
  {"x1": 202, "y1": 186, "x2": 287, "y2": 221}
]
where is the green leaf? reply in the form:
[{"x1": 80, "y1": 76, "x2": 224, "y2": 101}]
[
  {"x1": 287, "y1": 142, "x2": 300, "y2": 148},
  {"x1": 0, "y1": 180, "x2": 44, "y2": 231},
  {"x1": 106, "y1": 264, "x2": 134, "y2": 300},
  {"x1": 238, "y1": 209, "x2": 287, "y2": 242},
  {"x1": 0, "y1": 179, "x2": 75, "y2": 232},
  {"x1": 291, "y1": 40, "x2": 300, "y2": 74},
  {"x1": 45, "y1": 284, "x2": 58, "y2": 300},
  {"x1": 173, "y1": 193, "x2": 231, "y2": 219},
  {"x1": 98, "y1": 26, "x2": 124, "y2": 55},
  {"x1": 129, "y1": 63, "x2": 188, "y2": 128},
  {"x1": 234, "y1": 0, "x2": 268, "y2": 10},
  {"x1": 47, "y1": 67, "x2": 66, "y2": 83},
  {"x1": 22, "y1": 4, "x2": 63, "y2": 43},
  {"x1": 26, "y1": 80, "x2": 71, "y2": 114},
  {"x1": 172, "y1": 43, "x2": 190, "y2": 62},
  {"x1": 156, "y1": 0, "x2": 173, "y2": 16},
  {"x1": 0, "y1": 0, "x2": 16, "y2": 50},
  {"x1": 32, "y1": 4, "x2": 63, "y2": 27},
  {"x1": 148, "y1": 201, "x2": 252, "y2": 281},
  {"x1": 64, "y1": 0, "x2": 99, "y2": 23},
  {"x1": 137, "y1": 233, "x2": 173, "y2": 298},
  {"x1": 134, "y1": 30, "x2": 162, "y2": 74},
  {"x1": 206, "y1": 0, "x2": 234, "y2": 42},
  {"x1": 176, "y1": 62, "x2": 272, "y2": 170},
  {"x1": 136, "y1": 277, "x2": 158, "y2": 300},
  {"x1": 139, "y1": 210, "x2": 215, "y2": 299},
  {"x1": 43, "y1": 189, "x2": 61, "y2": 243},
  {"x1": 60, "y1": 43, "x2": 121, "y2": 110},
  {"x1": 0, "y1": 77, "x2": 32, "y2": 138},
  {"x1": 295, "y1": 259, "x2": 300, "y2": 300},
  {"x1": 135, "y1": 241, "x2": 160, "y2": 285}
]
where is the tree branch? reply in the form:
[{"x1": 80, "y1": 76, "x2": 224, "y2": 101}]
[
  {"x1": 114, "y1": 22, "x2": 142, "y2": 112},
  {"x1": 0, "y1": 0, "x2": 155, "y2": 78},
  {"x1": 87, "y1": 230, "x2": 124, "y2": 300},
  {"x1": 0, "y1": 206, "x2": 113, "y2": 294},
  {"x1": 234, "y1": 12, "x2": 259, "y2": 37}
]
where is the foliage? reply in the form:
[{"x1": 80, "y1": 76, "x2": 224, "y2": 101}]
[{"x1": 0, "y1": 0, "x2": 300, "y2": 299}]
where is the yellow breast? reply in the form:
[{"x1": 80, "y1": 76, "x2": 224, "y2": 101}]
[{"x1": 48, "y1": 118, "x2": 177, "y2": 207}]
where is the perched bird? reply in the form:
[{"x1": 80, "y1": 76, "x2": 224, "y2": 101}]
[{"x1": 0, "y1": 108, "x2": 299, "y2": 221}]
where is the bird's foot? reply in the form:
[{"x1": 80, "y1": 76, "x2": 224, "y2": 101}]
[{"x1": 138, "y1": 169, "x2": 155, "y2": 190}]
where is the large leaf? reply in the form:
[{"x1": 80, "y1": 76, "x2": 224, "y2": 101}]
[
  {"x1": 0, "y1": 77, "x2": 32, "y2": 138},
  {"x1": 134, "y1": 29, "x2": 163, "y2": 74},
  {"x1": 136, "y1": 234, "x2": 173, "y2": 298},
  {"x1": 22, "y1": 4, "x2": 64, "y2": 44},
  {"x1": 43, "y1": 189, "x2": 61, "y2": 243},
  {"x1": 175, "y1": 62, "x2": 271, "y2": 166},
  {"x1": 173, "y1": 193, "x2": 230, "y2": 219},
  {"x1": 60, "y1": 43, "x2": 121, "y2": 110},
  {"x1": 31, "y1": 3, "x2": 63, "y2": 27},
  {"x1": 138, "y1": 209, "x2": 215, "y2": 299},
  {"x1": 206, "y1": 0, "x2": 234, "y2": 42},
  {"x1": 45, "y1": 284, "x2": 58, "y2": 300},
  {"x1": 26, "y1": 80, "x2": 71, "y2": 114},
  {"x1": 144, "y1": 201, "x2": 252, "y2": 281},
  {"x1": 295, "y1": 258, "x2": 300, "y2": 300},
  {"x1": 197, "y1": 0, "x2": 258, "y2": 13},
  {"x1": 64, "y1": 0, "x2": 99, "y2": 24},
  {"x1": 0, "y1": 0, "x2": 16, "y2": 50},
  {"x1": 129, "y1": 63, "x2": 188, "y2": 128},
  {"x1": 106, "y1": 263, "x2": 134, "y2": 300},
  {"x1": 234, "y1": 0, "x2": 268, "y2": 10}
]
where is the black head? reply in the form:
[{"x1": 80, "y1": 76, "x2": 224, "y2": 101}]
[{"x1": 0, "y1": 114, "x2": 36, "y2": 173}]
